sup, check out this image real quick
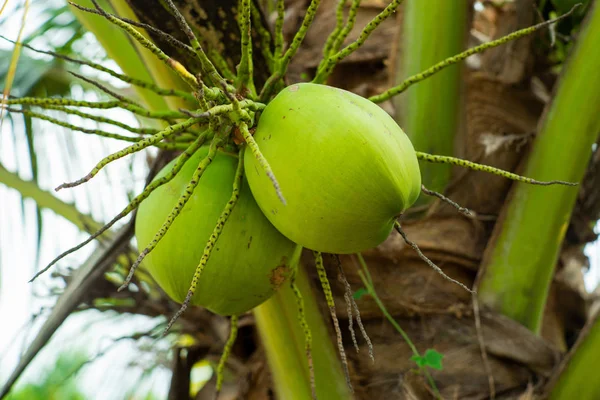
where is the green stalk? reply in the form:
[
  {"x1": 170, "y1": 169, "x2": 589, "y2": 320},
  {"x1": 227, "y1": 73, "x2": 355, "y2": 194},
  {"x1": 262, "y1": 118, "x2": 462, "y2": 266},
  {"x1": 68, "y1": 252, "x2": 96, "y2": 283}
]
[
  {"x1": 477, "y1": 2, "x2": 600, "y2": 333},
  {"x1": 254, "y1": 260, "x2": 352, "y2": 399},
  {"x1": 394, "y1": 0, "x2": 469, "y2": 200},
  {"x1": 547, "y1": 313, "x2": 600, "y2": 399},
  {"x1": 68, "y1": 0, "x2": 190, "y2": 113},
  {"x1": 0, "y1": 163, "x2": 100, "y2": 233}
]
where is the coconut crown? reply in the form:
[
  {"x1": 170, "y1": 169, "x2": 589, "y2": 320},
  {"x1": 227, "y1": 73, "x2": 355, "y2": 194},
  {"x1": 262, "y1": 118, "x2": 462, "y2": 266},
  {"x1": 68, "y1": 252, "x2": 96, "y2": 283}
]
[{"x1": 244, "y1": 83, "x2": 421, "y2": 254}]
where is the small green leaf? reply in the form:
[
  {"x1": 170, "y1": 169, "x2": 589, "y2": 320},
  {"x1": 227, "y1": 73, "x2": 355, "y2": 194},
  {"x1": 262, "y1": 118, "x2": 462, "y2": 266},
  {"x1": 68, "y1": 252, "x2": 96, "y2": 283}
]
[
  {"x1": 352, "y1": 287, "x2": 368, "y2": 300},
  {"x1": 411, "y1": 349, "x2": 444, "y2": 370}
]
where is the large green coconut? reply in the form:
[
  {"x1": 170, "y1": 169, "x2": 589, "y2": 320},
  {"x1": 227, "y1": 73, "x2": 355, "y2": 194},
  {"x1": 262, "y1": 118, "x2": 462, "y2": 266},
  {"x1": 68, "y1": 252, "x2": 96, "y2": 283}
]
[
  {"x1": 135, "y1": 146, "x2": 298, "y2": 316},
  {"x1": 244, "y1": 83, "x2": 421, "y2": 254}
]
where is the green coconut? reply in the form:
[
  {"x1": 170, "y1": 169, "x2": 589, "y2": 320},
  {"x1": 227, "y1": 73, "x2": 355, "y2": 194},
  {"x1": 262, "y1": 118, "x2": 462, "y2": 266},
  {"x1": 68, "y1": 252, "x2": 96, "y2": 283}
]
[
  {"x1": 135, "y1": 145, "x2": 298, "y2": 316},
  {"x1": 244, "y1": 83, "x2": 421, "y2": 254}
]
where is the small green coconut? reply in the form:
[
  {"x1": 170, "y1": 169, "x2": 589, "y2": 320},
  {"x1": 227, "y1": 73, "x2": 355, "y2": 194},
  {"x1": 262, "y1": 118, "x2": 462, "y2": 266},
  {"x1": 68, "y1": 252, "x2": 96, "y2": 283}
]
[
  {"x1": 244, "y1": 83, "x2": 421, "y2": 254},
  {"x1": 135, "y1": 146, "x2": 298, "y2": 316}
]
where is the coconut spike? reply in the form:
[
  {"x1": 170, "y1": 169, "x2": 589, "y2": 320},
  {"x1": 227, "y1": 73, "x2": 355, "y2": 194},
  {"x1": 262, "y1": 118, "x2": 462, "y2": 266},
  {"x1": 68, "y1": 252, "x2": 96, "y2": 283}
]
[
  {"x1": 314, "y1": 251, "x2": 353, "y2": 392},
  {"x1": 250, "y1": 4, "x2": 274, "y2": 72},
  {"x1": 336, "y1": 256, "x2": 374, "y2": 363},
  {"x1": 2, "y1": 107, "x2": 148, "y2": 144},
  {"x1": 314, "y1": 0, "x2": 402, "y2": 84},
  {"x1": 369, "y1": 4, "x2": 580, "y2": 104},
  {"x1": 259, "y1": 0, "x2": 321, "y2": 101},
  {"x1": 330, "y1": 0, "x2": 362, "y2": 55},
  {"x1": 162, "y1": 0, "x2": 224, "y2": 86},
  {"x1": 394, "y1": 221, "x2": 475, "y2": 294},
  {"x1": 4, "y1": 96, "x2": 187, "y2": 120},
  {"x1": 235, "y1": 0, "x2": 255, "y2": 95},
  {"x1": 321, "y1": 0, "x2": 347, "y2": 59},
  {"x1": 415, "y1": 152, "x2": 579, "y2": 187},
  {"x1": 55, "y1": 117, "x2": 203, "y2": 191},
  {"x1": 215, "y1": 315, "x2": 239, "y2": 396},
  {"x1": 74, "y1": 0, "x2": 199, "y2": 89},
  {"x1": 118, "y1": 137, "x2": 220, "y2": 294},
  {"x1": 420, "y1": 185, "x2": 473, "y2": 217},
  {"x1": 163, "y1": 146, "x2": 244, "y2": 333},
  {"x1": 68, "y1": 71, "x2": 141, "y2": 105},
  {"x1": 273, "y1": 0, "x2": 285, "y2": 58},
  {"x1": 65, "y1": 3, "x2": 195, "y2": 56},
  {"x1": 0, "y1": 34, "x2": 196, "y2": 102},
  {"x1": 29, "y1": 134, "x2": 208, "y2": 283},
  {"x1": 289, "y1": 261, "x2": 316, "y2": 400},
  {"x1": 238, "y1": 121, "x2": 286, "y2": 205},
  {"x1": 25, "y1": 104, "x2": 160, "y2": 135}
]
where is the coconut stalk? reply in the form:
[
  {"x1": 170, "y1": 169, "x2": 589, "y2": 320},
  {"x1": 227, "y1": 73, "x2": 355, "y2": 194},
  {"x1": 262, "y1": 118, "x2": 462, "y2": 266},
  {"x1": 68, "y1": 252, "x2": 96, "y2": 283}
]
[
  {"x1": 477, "y1": 1, "x2": 600, "y2": 333},
  {"x1": 546, "y1": 311, "x2": 600, "y2": 399},
  {"x1": 254, "y1": 260, "x2": 352, "y2": 400},
  {"x1": 394, "y1": 0, "x2": 469, "y2": 201},
  {"x1": 68, "y1": 0, "x2": 189, "y2": 113}
]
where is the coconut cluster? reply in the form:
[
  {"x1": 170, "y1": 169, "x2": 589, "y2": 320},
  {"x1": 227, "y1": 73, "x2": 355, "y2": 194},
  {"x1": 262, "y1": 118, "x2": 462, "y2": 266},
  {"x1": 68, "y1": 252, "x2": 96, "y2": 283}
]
[{"x1": 135, "y1": 83, "x2": 421, "y2": 315}]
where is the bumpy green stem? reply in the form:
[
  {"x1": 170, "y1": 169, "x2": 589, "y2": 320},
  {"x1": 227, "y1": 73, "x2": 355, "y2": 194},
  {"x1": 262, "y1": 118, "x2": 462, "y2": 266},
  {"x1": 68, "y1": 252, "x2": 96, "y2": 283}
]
[
  {"x1": 83, "y1": 0, "x2": 199, "y2": 89},
  {"x1": 29, "y1": 133, "x2": 208, "y2": 283},
  {"x1": 162, "y1": 0, "x2": 224, "y2": 86},
  {"x1": 0, "y1": 35, "x2": 197, "y2": 103},
  {"x1": 120, "y1": 137, "x2": 221, "y2": 294},
  {"x1": 4, "y1": 97, "x2": 186, "y2": 120},
  {"x1": 216, "y1": 315, "x2": 239, "y2": 393},
  {"x1": 289, "y1": 262, "x2": 316, "y2": 399},
  {"x1": 3, "y1": 108, "x2": 145, "y2": 144},
  {"x1": 251, "y1": 4, "x2": 275, "y2": 72},
  {"x1": 236, "y1": 0, "x2": 256, "y2": 95},
  {"x1": 68, "y1": 71, "x2": 141, "y2": 105},
  {"x1": 314, "y1": 251, "x2": 352, "y2": 392},
  {"x1": 55, "y1": 117, "x2": 203, "y2": 190},
  {"x1": 313, "y1": 0, "x2": 402, "y2": 84},
  {"x1": 274, "y1": 0, "x2": 285, "y2": 58},
  {"x1": 321, "y1": 0, "x2": 348, "y2": 59},
  {"x1": 369, "y1": 6, "x2": 579, "y2": 103},
  {"x1": 163, "y1": 145, "x2": 244, "y2": 333},
  {"x1": 330, "y1": 0, "x2": 361, "y2": 54},
  {"x1": 35, "y1": 105, "x2": 160, "y2": 135},
  {"x1": 416, "y1": 152, "x2": 578, "y2": 186},
  {"x1": 260, "y1": 0, "x2": 321, "y2": 101},
  {"x1": 238, "y1": 121, "x2": 286, "y2": 204}
]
